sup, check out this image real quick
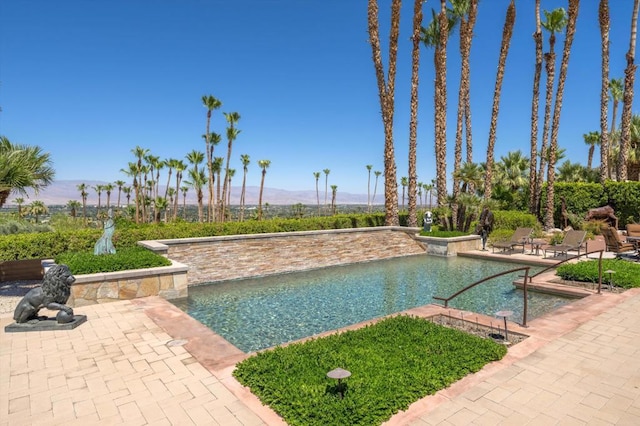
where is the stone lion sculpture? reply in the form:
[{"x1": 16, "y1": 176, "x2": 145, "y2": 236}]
[{"x1": 13, "y1": 264, "x2": 76, "y2": 324}]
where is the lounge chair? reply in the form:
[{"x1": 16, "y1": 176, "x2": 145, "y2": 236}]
[
  {"x1": 601, "y1": 225, "x2": 636, "y2": 257},
  {"x1": 543, "y1": 229, "x2": 587, "y2": 258},
  {"x1": 626, "y1": 223, "x2": 640, "y2": 238},
  {"x1": 491, "y1": 227, "x2": 533, "y2": 254}
]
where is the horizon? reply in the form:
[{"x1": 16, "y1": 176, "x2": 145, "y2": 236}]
[{"x1": 1, "y1": 1, "x2": 638, "y2": 195}]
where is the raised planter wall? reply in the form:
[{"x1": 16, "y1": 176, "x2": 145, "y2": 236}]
[{"x1": 415, "y1": 234, "x2": 481, "y2": 256}]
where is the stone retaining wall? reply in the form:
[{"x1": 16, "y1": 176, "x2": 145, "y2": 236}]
[{"x1": 141, "y1": 227, "x2": 427, "y2": 285}]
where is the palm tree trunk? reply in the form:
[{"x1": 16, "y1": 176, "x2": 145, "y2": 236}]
[
  {"x1": 545, "y1": 0, "x2": 580, "y2": 229},
  {"x1": 484, "y1": 0, "x2": 516, "y2": 200},
  {"x1": 537, "y1": 44, "x2": 556, "y2": 216},
  {"x1": 407, "y1": 0, "x2": 423, "y2": 227},
  {"x1": 435, "y1": 0, "x2": 449, "y2": 210},
  {"x1": 367, "y1": 0, "x2": 400, "y2": 226},
  {"x1": 599, "y1": 0, "x2": 611, "y2": 183},
  {"x1": 618, "y1": 0, "x2": 639, "y2": 181},
  {"x1": 258, "y1": 170, "x2": 266, "y2": 220},
  {"x1": 529, "y1": 0, "x2": 543, "y2": 214}
]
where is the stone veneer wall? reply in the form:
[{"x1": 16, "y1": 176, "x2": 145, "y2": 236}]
[
  {"x1": 69, "y1": 261, "x2": 189, "y2": 307},
  {"x1": 142, "y1": 227, "x2": 427, "y2": 285}
]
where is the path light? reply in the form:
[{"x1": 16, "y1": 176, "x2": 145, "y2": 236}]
[
  {"x1": 495, "y1": 310, "x2": 514, "y2": 342},
  {"x1": 604, "y1": 270, "x2": 616, "y2": 291},
  {"x1": 327, "y1": 368, "x2": 351, "y2": 399}
]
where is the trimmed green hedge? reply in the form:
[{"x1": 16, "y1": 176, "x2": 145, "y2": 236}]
[
  {"x1": 0, "y1": 213, "x2": 391, "y2": 261},
  {"x1": 556, "y1": 258, "x2": 640, "y2": 289},
  {"x1": 55, "y1": 246, "x2": 172, "y2": 275}
]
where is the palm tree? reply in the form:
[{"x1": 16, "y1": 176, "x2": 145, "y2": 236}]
[
  {"x1": 583, "y1": 131, "x2": 600, "y2": 169},
  {"x1": 172, "y1": 160, "x2": 186, "y2": 220},
  {"x1": 202, "y1": 95, "x2": 222, "y2": 222},
  {"x1": 407, "y1": 0, "x2": 425, "y2": 227},
  {"x1": 221, "y1": 112, "x2": 241, "y2": 221},
  {"x1": 607, "y1": 78, "x2": 624, "y2": 178},
  {"x1": 76, "y1": 183, "x2": 88, "y2": 223},
  {"x1": 213, "y1": 156, "x2": 224, "y2": 217},
  {"x1": 599, "y1": 0, "x2": 611, "y2": 183},
  {"x1": 67, "y1": 200, "x2": 81, "y2": 218},
  {"x1": 93, "y1": 185, "x2": 104, "y2": 212},
  {"x1": 122, "y1": 186, "x2": 131, "y2": 207},
  {"x1": 545, "y1": 0, "x2": 579, "y2": 230},
  {"x1": 239, "y1": 154, "x2": 250, "y2": 221},
  {"x1": 366, "y1": 164, "x2": 373, "y2": 212},
  {"x1": 367, "y1": 0, "x2": 400, "y2": 226},
  {"x1": 13, "y1": 197, "x2": 24, "y2": 217},
  {"x1": 313, "y1": 171, "x2": 321, "y2": 215},
  {"x1": 257, "y1": 160, "x2": 271, "y2": 220},
  {"x1": 617, "y1": 0, "x2": 640, "y2": 181},
  {"x1": 323, "y1": 168, "x2": 330, "y2": 210},
  {"x1": 131, "y1": 146, "x2": 149, "y2": 223},
  {"x1": 453, "y1": 162, "x2": 483, "y2": 195},
  {"x1": 536, "y1": 7, "x2": 567, "y2": 216},
  {"x1": 372, "y1": 170, "x2": 382, "y2": 206},
  {"x1": 28, "y1": 200, "x2": 48, "y2": 223},
  {"x1": 0, "y1": 136, "x2": 55, "y2": 208},
  {"x1": 450, "y1": 0, "x2": 478, "y2": 228},
  {"x1": 114, "y1": 180, "x2": 126, "y2": 212},
  {"x1": 422, "y1": 2, "x2": 455, "y2": 208},
  {"x1": 180, "y1": 186, "x2": 189, "y2": 219},
  {"x1": 103, "y1": 183, "x2": 114, "y2": 210},
  {"x1": 529, "y1": 0, "x2": 544, "y2": 214},
  {"x1": 400, "y1": 176, "x2": 408, "y2": 210},
  {"x1": 484, "y1": 0, "x2": 516, "y2": 200},
  {"x1": 185, "y1": 168, "x2": 206, "y2": 222},
  {"x1": 226, "y1": 168, "x2": 235, "y2": 218},
  {"x1": 330, "y1": 185, "x2": 338, "y2": 215}
]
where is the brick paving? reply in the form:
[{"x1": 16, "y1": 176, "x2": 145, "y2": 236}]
[{"x1": 2, "y1": 254, "x2": 640, "y2": 425}]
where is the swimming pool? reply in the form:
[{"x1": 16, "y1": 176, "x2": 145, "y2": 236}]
[{"x1": 171, "y1": 255, "x2": 571, "y2": 353}]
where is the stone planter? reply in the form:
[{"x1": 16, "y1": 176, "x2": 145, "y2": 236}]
[{"x1": 414, "y1": 234, "x2": 481, "y2": 256}]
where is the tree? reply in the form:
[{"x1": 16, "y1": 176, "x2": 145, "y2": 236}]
[
  {"x1": 93, "y1": 185, "x2": 104, "y2": 212},
  {"x1": 76, "y1": 183, "x2": 88, "y2": 223},
  {"x1": 185, "y1": 168, "x2": 206, "y2": 223},
  {"x1": 608, "y1": 78, "x2": 624, "y2": 178},
  {"x1": 0, "y1": 136, "x2": 55, "y2": 208},
  {"x1": 545, "y1": 0, "x2": 579, "y2": 230},
  {"x1": 28, "y1": 200, "x2": 48, "y2": 223},
  {"x1": 450, "y1": 0, "x2": 478, "y2": 227},
  {"x1": 172, "y1": 160, "x2": 186, "y2": 220},
  {"x1": 422, "y1": 2, "x2": 455, "y2": 209},
  {"x1": 367, "y1": 0, "x2": 400, "y2": 226},
  {"x1": 180, "y1": 186, "x2": 189, "y2": 219},
  {"x1": 67, "y1": 200, "x2": 81, "y2": 218},
  {"x1": 330, "y1": 185, "x2": 338, "y2": 215},
  {"x1": 484, "y1": 0, "x2": 516, "y2": 200},
  {"x1": 202, "y1": 95, "x2": 222, "y2": 222},
  {"x1": 103, "y1": 183, "x2": 114, "y2": 210},
  {"x1": 239, "y1": 154, "x2": 250, "y2": 221},
  {"x1": 598, "y1": 0, "x2": 611, "y2": 183},
  {"x1": 529, "y1": 0, "x2": 544, "y2": 214},
  {"x1": 323, "y1": 168, "x2": 330, "y2": 210},
  {"x1": 366, "y1": 164, "x2": 373, "y2": 212},
  {"x1": 314, "y1": 171, "x2": 321, "y2": 215},
  {"x1": 583, "y1": 131, "x2": 600, "y2": 169},
  {"x1": 131, "y1": 146, "x2": 149, "y2": 223},
  {"x1": 221, "y1": 111, "x2": 241, "y2": 221},
  {"x1": 617, "y1": 0, "x2": 640, "y2": 180},
  {"x1": 257, "y1": 160, "x2": 271, "y2": 220},
  {"x1": 13, "y1": 197, "x2": 24, "y2": 217},
  {"x1": 536, "y1": 7, "x2": 567, "y2": 217},
  {"x1": 401, "y1": 176, "x2": 408, "y2": 210},
  {"x1": 407, "y1": 0, "x2": 425, "y2": 227},
  {"x1": 372, "y1": 170, "x2": 382, "y2": 206}
]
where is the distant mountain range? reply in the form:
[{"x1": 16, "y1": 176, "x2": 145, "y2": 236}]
[{"x1": 12, "y1": 180, "x2": 371, "y2": 206}]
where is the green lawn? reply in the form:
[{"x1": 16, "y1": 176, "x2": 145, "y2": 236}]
[{"x1": 233, "y1": 315, "x2": 507, "y2": 426}]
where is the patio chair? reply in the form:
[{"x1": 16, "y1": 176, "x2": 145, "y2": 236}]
[
  {"x1": 601, "y1": 225, "x2": 636, "y2": 257},
  {"x1": 626, "y1": 223, "x2": 640, "y2": 237},
  {"x1": 491, "y1": 227, "x2": 533, "y2": 254},
  {"x1": 543, "y1": 229, "x2": 587, "y2": 258}
]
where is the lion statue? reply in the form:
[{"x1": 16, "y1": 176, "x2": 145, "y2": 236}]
[{"x1": 13, "y1": 264, "x2": 76, "y2": 324}]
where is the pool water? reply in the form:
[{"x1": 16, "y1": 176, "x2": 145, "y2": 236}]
[{"x1": 171, "y1": 255, "x2": 571, "y2": 353}]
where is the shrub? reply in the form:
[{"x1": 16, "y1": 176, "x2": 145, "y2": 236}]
[
  {"x1": 55, "y1": 246, "x2": 172, "y2": 275},
  {"x1": 556, "y1": 259, "x2": 640, "y2": 289},
  {"x1": 233, "y1": 315, "x2": 506, "y2": 426}
]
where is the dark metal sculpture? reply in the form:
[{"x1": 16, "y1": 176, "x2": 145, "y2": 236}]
[
  {"x1": 475, "y1": 207, "x2": 495, "y2": 251},
  {"x1": 13, "y1": 264, "x2": 76, "y2": 324},
  {"x1": 585, "y1": 205, "x2": 618, "y2": 229}
]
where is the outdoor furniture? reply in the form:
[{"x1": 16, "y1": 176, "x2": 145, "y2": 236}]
[
  {"x1": 543, "y1": 230, "x2": 587, "y2": 258},
  {"x1": 626, "y1": 223, "x2": 640, "y2": 237},
  {"x1": 491, "y1": 227, "x2": 533, "y2": 254},
  {"x1": 601, "y1": 225, "x2": 636, "y2": 257}
]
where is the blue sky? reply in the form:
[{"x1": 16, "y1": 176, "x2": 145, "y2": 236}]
[{"x1": 0, "y1": 0, "x2": 637, "y2": 196}]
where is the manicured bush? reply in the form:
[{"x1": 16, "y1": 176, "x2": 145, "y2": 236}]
[
  {"x1": 234, "y1": 315, "x2": 507, "y2": 426},
  {"x1": 556, "y1": 259, "x2": 640, "y2": 289},
  {"x1": 491, "y1": 210, "x2": 540, "y2": 231},
  {"x1": 419, "y1": 229, "x2": 468, "y2": 238},
  {"x1": 55, "y1": 246, "x2": 172, "y2": 275}
]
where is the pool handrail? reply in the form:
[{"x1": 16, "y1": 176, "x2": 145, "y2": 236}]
[
  {"x1": 525, "y1": 249, "x2": 604, "y2": 294},
  {"x1": 433, "y1": 266, "x2": 531, "y2": 327}
]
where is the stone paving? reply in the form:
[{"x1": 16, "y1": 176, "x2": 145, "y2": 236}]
[{"x1": 2, "y1": 250, "x2": 640, "y2": 425}]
